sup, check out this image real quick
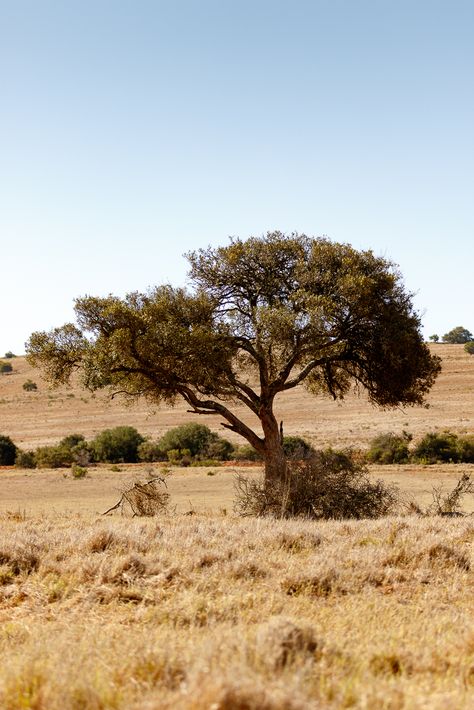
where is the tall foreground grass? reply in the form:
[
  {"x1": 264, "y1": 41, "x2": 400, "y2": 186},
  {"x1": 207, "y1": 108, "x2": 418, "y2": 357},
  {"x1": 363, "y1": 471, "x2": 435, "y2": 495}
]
[{"x1": 0, "y1": 513, "x2": 473, "y2": 709}]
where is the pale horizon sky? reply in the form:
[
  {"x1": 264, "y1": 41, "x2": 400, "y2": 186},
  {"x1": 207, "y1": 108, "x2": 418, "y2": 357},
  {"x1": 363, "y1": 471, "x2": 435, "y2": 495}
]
[{"x1": 1, "y1": 0, "x2": 473, "y2": 356}]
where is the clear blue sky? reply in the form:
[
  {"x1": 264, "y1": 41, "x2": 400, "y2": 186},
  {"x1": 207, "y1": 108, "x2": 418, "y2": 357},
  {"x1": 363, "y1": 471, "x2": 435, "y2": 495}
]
[{"x1": 1, "y1": 0, "x2": 473, "y2": 355}]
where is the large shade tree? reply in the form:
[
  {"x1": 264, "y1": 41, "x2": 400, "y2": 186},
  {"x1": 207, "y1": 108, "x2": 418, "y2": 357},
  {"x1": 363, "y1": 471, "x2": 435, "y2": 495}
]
[{"x1": 26, "y1": 232, "x2": 441, "y2": 483}]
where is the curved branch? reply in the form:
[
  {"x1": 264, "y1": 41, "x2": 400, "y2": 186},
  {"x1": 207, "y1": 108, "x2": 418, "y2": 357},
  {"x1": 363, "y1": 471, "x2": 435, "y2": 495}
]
[{"x1": 180, "y1": 386, "x2": 265, "y2": 452}]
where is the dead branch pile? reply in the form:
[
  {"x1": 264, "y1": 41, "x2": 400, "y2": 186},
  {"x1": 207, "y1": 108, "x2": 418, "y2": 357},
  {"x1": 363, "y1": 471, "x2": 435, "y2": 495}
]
[{"x1": 103, "y1": 476, "x2": 170, "y2": 517}]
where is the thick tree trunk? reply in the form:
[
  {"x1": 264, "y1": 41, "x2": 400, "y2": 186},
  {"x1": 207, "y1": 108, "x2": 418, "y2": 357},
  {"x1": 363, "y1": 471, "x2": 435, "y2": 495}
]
[
  {"x1": 263, "y1": 442, "x2": 287, "y2": 485},
  {"x1": 260, "y1": 407, "x2": 287, "y2": 485}
]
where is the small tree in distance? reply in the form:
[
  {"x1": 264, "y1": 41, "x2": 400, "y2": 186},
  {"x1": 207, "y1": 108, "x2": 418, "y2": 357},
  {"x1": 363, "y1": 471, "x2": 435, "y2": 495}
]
[
  {"x1": 464, "y1": 342, "x2": 474, "y2": 356},
  {"x1": 443, "y1": 326, "x2": 473, "y2": 344},
  {"x1": 26, "y1": 232, "x2": 441, "y2": 485},
  {"x1": 429, "y1": 334, "x2": 439, "y2": 343}
]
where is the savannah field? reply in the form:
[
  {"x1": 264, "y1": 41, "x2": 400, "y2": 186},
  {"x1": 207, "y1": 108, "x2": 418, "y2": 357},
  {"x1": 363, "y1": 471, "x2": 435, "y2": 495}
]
[{"x1": 0, "y1": 344, "x2": 473, "y2": 708}]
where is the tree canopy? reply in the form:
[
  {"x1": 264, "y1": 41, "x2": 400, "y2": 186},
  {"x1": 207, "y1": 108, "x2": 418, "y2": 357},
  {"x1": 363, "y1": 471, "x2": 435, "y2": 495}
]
[
  {"x1": 443, "y1": 326, "x2": 473, "y2": 344},
  {"x1": 26, "y1": 232, "x2": 441, "y2": 482}
]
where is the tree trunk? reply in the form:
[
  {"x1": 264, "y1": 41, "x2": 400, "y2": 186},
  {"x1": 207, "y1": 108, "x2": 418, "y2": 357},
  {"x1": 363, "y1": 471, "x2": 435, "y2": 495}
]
[{"x1": 260, "y1": 407, "x2": 287, "y2": 485}]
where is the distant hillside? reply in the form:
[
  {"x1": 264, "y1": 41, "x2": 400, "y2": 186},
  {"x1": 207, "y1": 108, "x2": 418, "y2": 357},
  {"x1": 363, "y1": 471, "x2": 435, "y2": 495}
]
[{"x1": 0, "y1": 345, "x2": 473, "y2": 450}]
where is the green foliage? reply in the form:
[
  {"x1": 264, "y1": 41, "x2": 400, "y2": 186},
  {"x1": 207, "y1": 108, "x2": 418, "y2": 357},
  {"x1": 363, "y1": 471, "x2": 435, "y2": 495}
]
[
  {"x1": 91, "y1": 426, "x2": 144, "y2": 463},
  {"x1": 455, "y1": 435, "x2": 474, "y2": 464},
  {"x1": 233, "y1": 445, "x2": 263, "y2": 461},
  {"x1": 0, "y1": 435, "x2": 17, "y2": 465},
  {"x1": 158, "y1": 423, "x2": 233, "y2": 460},
  {"x1": 234, "y1": 449, "x2": 399, "y2": 519},
  {"x1": 15, "y1": 449, "x2": 36, "y2": 468},
  {"x1": 22, "y1": 379, "x2": 38, "y2": 391},
  {"x1": 4, "y1": 351, "x2": 15, "y2": 358},
  {"x1": 166, "y1": 448, "x2": 191, "y2": 465},
  {"x1": 158, "y1": 423, "x2": 212, "y2": 457},
  {"x1": 282, "y1": 436, "x2": 314, "y2": 459},
  {"x1": 366, "y1": 432, "x2": 412, "y2": 464},
  {"x1": 428, "y1": 334, "x2": 439, "y2": 343},
  {"x1": 71, "y1": 464, "x2": 87, "y2": 479},
  {"x1": 464, "y1": 341, "x2": 474, "y2": 355},
  {"x1": 35, "y1": 445, "x2": 74, "y2": 469},
  {"x1": 443, "y1": 326, "x2": 473, "y2": 344},
  {"x1": 137, "y1": 440, "x2": 166, "y2": 462},
  {"x1": 412, "y1": 431, "x2": 460, "y2": 464},
  {"x1": 59, "y1": 433, "x2": 85, "y2": 450},
  {"x1": 0, "y1": 361, "x2": 13, "y2": 374}
]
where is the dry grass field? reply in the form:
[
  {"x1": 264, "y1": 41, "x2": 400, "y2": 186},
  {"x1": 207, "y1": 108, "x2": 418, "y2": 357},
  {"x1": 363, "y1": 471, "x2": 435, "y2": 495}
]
[
  {"x1": 0, "y1": 344, "x2": 473, "y2": 708},
  {"x1": 0, "y1": 514, "x2": 473, "y2": 709},
  {"x1": 1, "y1": 344, "x2": 473, "y2": 451}
]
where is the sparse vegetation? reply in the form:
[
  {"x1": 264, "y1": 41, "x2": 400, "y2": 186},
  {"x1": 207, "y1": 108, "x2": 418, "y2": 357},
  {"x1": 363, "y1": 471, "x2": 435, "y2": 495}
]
[
  {"x1": 0, "y1": 361, "x2": 13, "y2": 374},
  {"x1": 22, "y1": 379, "x2": 37, "y2": 391},
  {"x1": 464, "y1": 341, "x2": 474, "y2": 355},
  {"x1": 4, "y1": 351, "x2": 15, "y2": 358}
]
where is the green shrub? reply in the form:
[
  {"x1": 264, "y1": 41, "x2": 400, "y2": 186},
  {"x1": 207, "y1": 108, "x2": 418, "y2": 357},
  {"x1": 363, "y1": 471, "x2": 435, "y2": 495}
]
[
  {"x1": 15, "y1": 449, "x2": 36, "y2": 468},
  {"x1": 91, "y1": 426, "x2": 144, "y2": 463},
  {"x1": 366, "y1": 432, "x2": 411, "y2": 464},
  {"x1": 464, "y1": 341, "x2": 474, "y2": 355},
  {"x1": 233, "y1": 444, "x2": 263, "y2": 461},
  {"x1": 457, "y1": 435, "x2": 474, "y2": 463},
  {"x1": 0, "y1": 362, "x2": 13, "y2": 374},
  {"x1": 35, "y1": 445, "x2": 74, "y2": 468},
  {"x1": 166, "y1": 448, "x2": 192, "y2": 465},
  {"x1": 4, "y1": 351, "x2": 15, "y2": 359},
  {"x1": 22, "y1": 380, "x2": 38, "y2": 391},
  {"x1": 234, "y1": 449, "x2": 399, "y2": 519},
  {"x1": 0, "y1": 435, "x2": 17, "y2": 465},
  {"x1": 282, "y1": 435, "x2": 314, "y2": 459},
  {"x1": 205, "y1": 436, "x2": 234, "y2": 460},
  {"x1": 71, "y1": 464, "x2": 87, "y2": 479},
  {"x1": 411, "y1": 431, "x2": 460, "y2": 464},
  {"x1": 59, "y1": 434, "x2": 85, "y2": 450},
  {"x1": 158, "y1": 423, "x2": 233, "y2": 460},
  {"x1": 137, "y1": 440, "x2": 166, "y2": 462}
]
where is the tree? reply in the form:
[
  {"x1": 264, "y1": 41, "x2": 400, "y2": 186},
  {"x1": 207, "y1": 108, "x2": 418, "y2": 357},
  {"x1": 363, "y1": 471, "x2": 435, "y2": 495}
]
[
  {"x1": 91, "y1": 426, "x2": 144, "y2": 463},
  {"x1": 443, "y1": 326, "x2": 473, "y2": 344},
  {"x1": 26, "y1": 232, "x2": 441, "y2": 484},
  {"x1": 464, "y1": 342, "x2": 474, "y2": 356},
  {"x1": 429, "y1": 334, "x2": 439, "y2": 343}
]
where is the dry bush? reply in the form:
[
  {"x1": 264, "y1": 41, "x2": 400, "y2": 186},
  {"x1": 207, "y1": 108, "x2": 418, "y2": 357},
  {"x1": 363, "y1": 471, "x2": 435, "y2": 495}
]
[
  {"x1": 103, "y1": 476, "x2": 170, "y2": 517},
  {"x1": 234, "y1": 450, "x2": 399, "y2": 519}
]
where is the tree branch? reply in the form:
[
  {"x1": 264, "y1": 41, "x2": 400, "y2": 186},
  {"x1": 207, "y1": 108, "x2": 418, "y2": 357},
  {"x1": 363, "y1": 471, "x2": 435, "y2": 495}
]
[{"x1": 180, "y1": 386, "x2": 265, "y2": 452}]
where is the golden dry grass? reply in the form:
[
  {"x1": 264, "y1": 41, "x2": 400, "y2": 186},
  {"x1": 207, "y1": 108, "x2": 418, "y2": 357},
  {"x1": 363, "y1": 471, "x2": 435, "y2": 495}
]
[
  {"x1": 1, "y1": 344, "x2": 473, "y2": 450},
  {"x1": 0, "y1": 513, "x2": 473, "y2": 709}
]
